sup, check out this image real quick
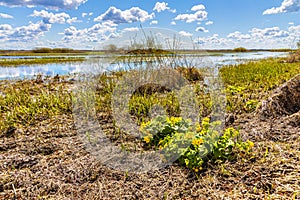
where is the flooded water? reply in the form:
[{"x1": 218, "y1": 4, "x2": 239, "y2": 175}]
[{"x1": 0, "y1": 52, "x2": 287, "y2": 80}]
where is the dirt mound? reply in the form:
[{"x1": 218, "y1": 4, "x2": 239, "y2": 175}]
[{"x1": 256, "y1": 74, "x2": 300, "y2": 119}]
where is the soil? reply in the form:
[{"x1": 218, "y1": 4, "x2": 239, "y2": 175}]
[{"x1": 0, "y1": 75, "x2": 299, "y2": 199}]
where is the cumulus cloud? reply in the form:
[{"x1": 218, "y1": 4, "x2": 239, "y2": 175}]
[
  {"x1": 62, "y1": 23, "x2": 117, "y2": 43},
  {"x1": 31, "y1": 10, "x2": 79, "y2": 24},
  {"x1": 122, "y1": 27, "x2": 139, "y2": 32},
  {"x1": 82, "y1": 12, "x2": 93, "y2": 18},
  {"x1": 178, "y1": 31, "x2": 193, "y2": 37},
  {"x1": 227, "y1": 31, "x2": 251, "y2": 40},
  {"x1": 0, "y1": 20, "x2": 53, "y2": 43},
  {"x1": 0, "y1": 0, "x2": 87, "y2": 10},
  {"x1": 194, "y1": 34, "x2": 222, "y2": 46},
  {"x1": 153, "y1": 2, "x2": 176, "y2": 13},
  {"x1": 150, "y1": 20, "x2": 158, "y2": 25},
  {"x1": 263, "y1": 0, "x2": 300, "y2": 14},
  {"x1": 205, "y1": 21, "x2": 213, "y2": 25},
  {"x1": 170, "y1": 21, "x2": 176, "y2": 25},
  {"x1": 195, "y1": 26, "x2": 209, "y2": 33},
  {"x1": 191, "y1": 4, "x2": 206, "y2": 11},
  {"x1": 94, "y1": 6, "x2": 155, "y2": 24},
  {"x1": 250, "y1": 27, "x2": 289, "y2": 38},
  {"x1": 288, "y1": 25, "x2": 300, "y2": 37},
  {"x1": 0, "y1": 13, "x2": 13, "y2": 19},
  {"x1": 0, "y1": 24, "x2": 12, "y2": 30},
  {"x1": 174, "y1": 4, "x2": 208, "y2": 23},
  {"x1": 9, "y1": 21, "x2": 51, "y2": 42},
  {"x1": 153, "y1": 2, "x2": 169, "y2": 12}
]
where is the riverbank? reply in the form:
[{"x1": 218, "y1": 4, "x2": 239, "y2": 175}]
[
  {"x1": 0, "y1": 57, "x2": 85, "y2": 67},
  {"x1": 0, "y1": 57, "x2": 299, "y2": 199}
]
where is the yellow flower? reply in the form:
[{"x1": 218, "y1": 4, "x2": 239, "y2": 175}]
[
  {"x1": 143, "y1": 135, "x2": 152, "y2": 143},
  {"x1": 194, "y1": 168, "x2": 199, "y2": 172},
  {"x1": 140, "y1": 121, "x2": 150, "y2": 129},
  {"x1": 167, "y1": 116, "x2": 182, "y2": 125},
  {"x1": 192, "y1": 138, "x2": 204, "y2": 146},
  {"x1": 184, "y1": 159, "x2": 189, "y2": 165},
  {"x1": 248, "y1": 141, "x2": 254, "y2": 148}
]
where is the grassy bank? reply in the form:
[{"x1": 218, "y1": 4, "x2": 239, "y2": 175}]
[
  {"x1": 1, "y1": 57, "x2": 299, "y2": 141},
  {"x1": 0, "y1": 57, "x2": 85, "y2": 67},
  {"x1": 220, "y1": 58, "x2": 300, "y2": 113}
]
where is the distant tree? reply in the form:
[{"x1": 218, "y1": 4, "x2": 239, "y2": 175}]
[
  {"x1": 33, "y1": 47, "x2": 52, "y2": 53},
  {"x1": 233, "y1": 47, "x2": 248, "y2": 52}
]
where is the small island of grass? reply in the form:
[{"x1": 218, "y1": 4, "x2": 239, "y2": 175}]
[
  {"x1": 0, "y1": 57, "x2": 85, "y2": 67},
  {"x1": 126, "y1": 48, "x2": 174, "y2": 55}
]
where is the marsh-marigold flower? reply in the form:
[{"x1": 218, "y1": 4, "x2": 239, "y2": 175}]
[
  {"x1": 143, "y1": 136, "x2": 151, "y2": 144},
  {"x1": 192, "y1": 138, "x2": 204, "y2": 146}
]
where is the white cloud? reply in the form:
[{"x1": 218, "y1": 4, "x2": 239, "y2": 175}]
[
  {"x1": 195, "y1": 26, "x2": 209, "y2": 33},
  {"x1": 82, "y1": 12, "x2": 93, "y2": 18},
  {"x1": 191, "y1": 4, "x2": 205, "y2": 11},
  {"x1": 174, "y1": 5, "x2": 208, "y2": 23},
  {"x1": 94, "y1": 6, "x2": 155, "y2": 24},
  {"x1": 150, "y1": 20, "x2": 158, "y2": 25},
  {"x1": 0, "y1": 13, "x2": 13, "y2": 19},
  {"x1": 171, "y1": 21, "x2": 176, "y2": 25},
  {"x1": 263, "y1": 0, "x2": 300, "y2": 14},
  {"x1": 153, "y1": 2, "x2": 176, "y2": 13},
  {"x1": 288, "y1": 22, "x2": 294, "y2": 25},
  {"x1": 288, "y1": 25, "x2": 300, "y2": 37},
  {"x1": 122, "y1": 27, "x2": 139, "y2": 32},
  {"x1": 250, "y1": 27, "x2": 289, "y2": 38},
  {"x1": 62, "y1": 22, "x2": 117, "y2": 43},
  {"x1": 31, "y1": 10, "x2": 79, "y2": 24},
  {"x1": 9, "y1": 21, "x2": 51, "y2": 42},
  {"x1": 227, "y1": 31, "x2": 251, "y2": 40},
  {"x1": 67, "y1": 17, "x2": 80, "y2": 24},
  {"x1": 0, "y1": 24, "x2": 12, "y2": 30},
  {"x1": 178, "y1": 31, "x2": 193, "y2": 37},
  {"x1": 205, "y1": 21, "x2": 213, "y2": 25},
  {"x1": 153, "y1": 2, "x2": 169, "y2": 12},
  {"x1": 0, "y1": 0, "x2": 87, "y2": 10}
]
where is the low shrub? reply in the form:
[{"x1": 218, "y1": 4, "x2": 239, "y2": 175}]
[{"x1": 140, "y1": 116, "x2": 254, "y2": 172}]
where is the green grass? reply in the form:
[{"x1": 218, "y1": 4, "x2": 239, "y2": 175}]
[
  {"x1": 1, "y1": 57, "x2": 299, "y2": 135},
  {"x1": 0, "y1": 57, "x2": 85, "y2": 67},
  {"x1": 220, "y1": 58, "x2": 300, "y2": 113},
  {"x1": 0, "y1": 79, "x2": 72, "y2": 135}
]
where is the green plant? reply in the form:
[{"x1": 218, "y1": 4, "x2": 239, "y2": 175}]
[
  {"x1": 220, "y1": 58, "x2": 300, "y2": 113},
  {"x1": 140, "y1": 116, "x2": 254, "y2": 172},
  {"x1": 140, "y1": 116, "x2": 192, "y2": 148},
  {"x1": 0, "y1": 79, "x2": 73, "y2": 135},
  {"x1": 244, "y1": 99, "x2": 259, "y2": 112},
  {"x1": 0, "y1": 57, "x2": 85, "y2": 67}
]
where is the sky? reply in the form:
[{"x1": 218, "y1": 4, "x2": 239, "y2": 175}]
[{"x1": 0, "y1": 0, "x2": 299, "y2": 50}]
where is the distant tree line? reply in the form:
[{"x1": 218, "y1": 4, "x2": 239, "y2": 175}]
[{"x1": 32, "y1": 47, "x2": 81, "y2": 53}]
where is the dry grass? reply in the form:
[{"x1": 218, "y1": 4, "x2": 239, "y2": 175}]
[{"x1": 1, "y1": 112, "x2": 299, "y2": 199}]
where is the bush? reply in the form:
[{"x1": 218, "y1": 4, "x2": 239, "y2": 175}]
[
  {"x1": 233, "y1": 47, "x2": 248, "y2": 52},
  {"x1": 140, "y1": 116, "x2": 254, "y2": 172}
]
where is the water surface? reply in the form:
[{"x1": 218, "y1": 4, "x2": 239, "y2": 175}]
[{"x1": 0, "y1": 52, "x2": 287, "y2": 80}]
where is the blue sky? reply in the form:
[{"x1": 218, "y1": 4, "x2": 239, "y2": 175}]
[{"x1": 0, "y1": 0, "x2": 299, "y2": 49}]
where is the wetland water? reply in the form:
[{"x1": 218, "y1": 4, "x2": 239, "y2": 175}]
[{"x1": 0, "y1": 51, "x2": 287, "y2": 80}]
